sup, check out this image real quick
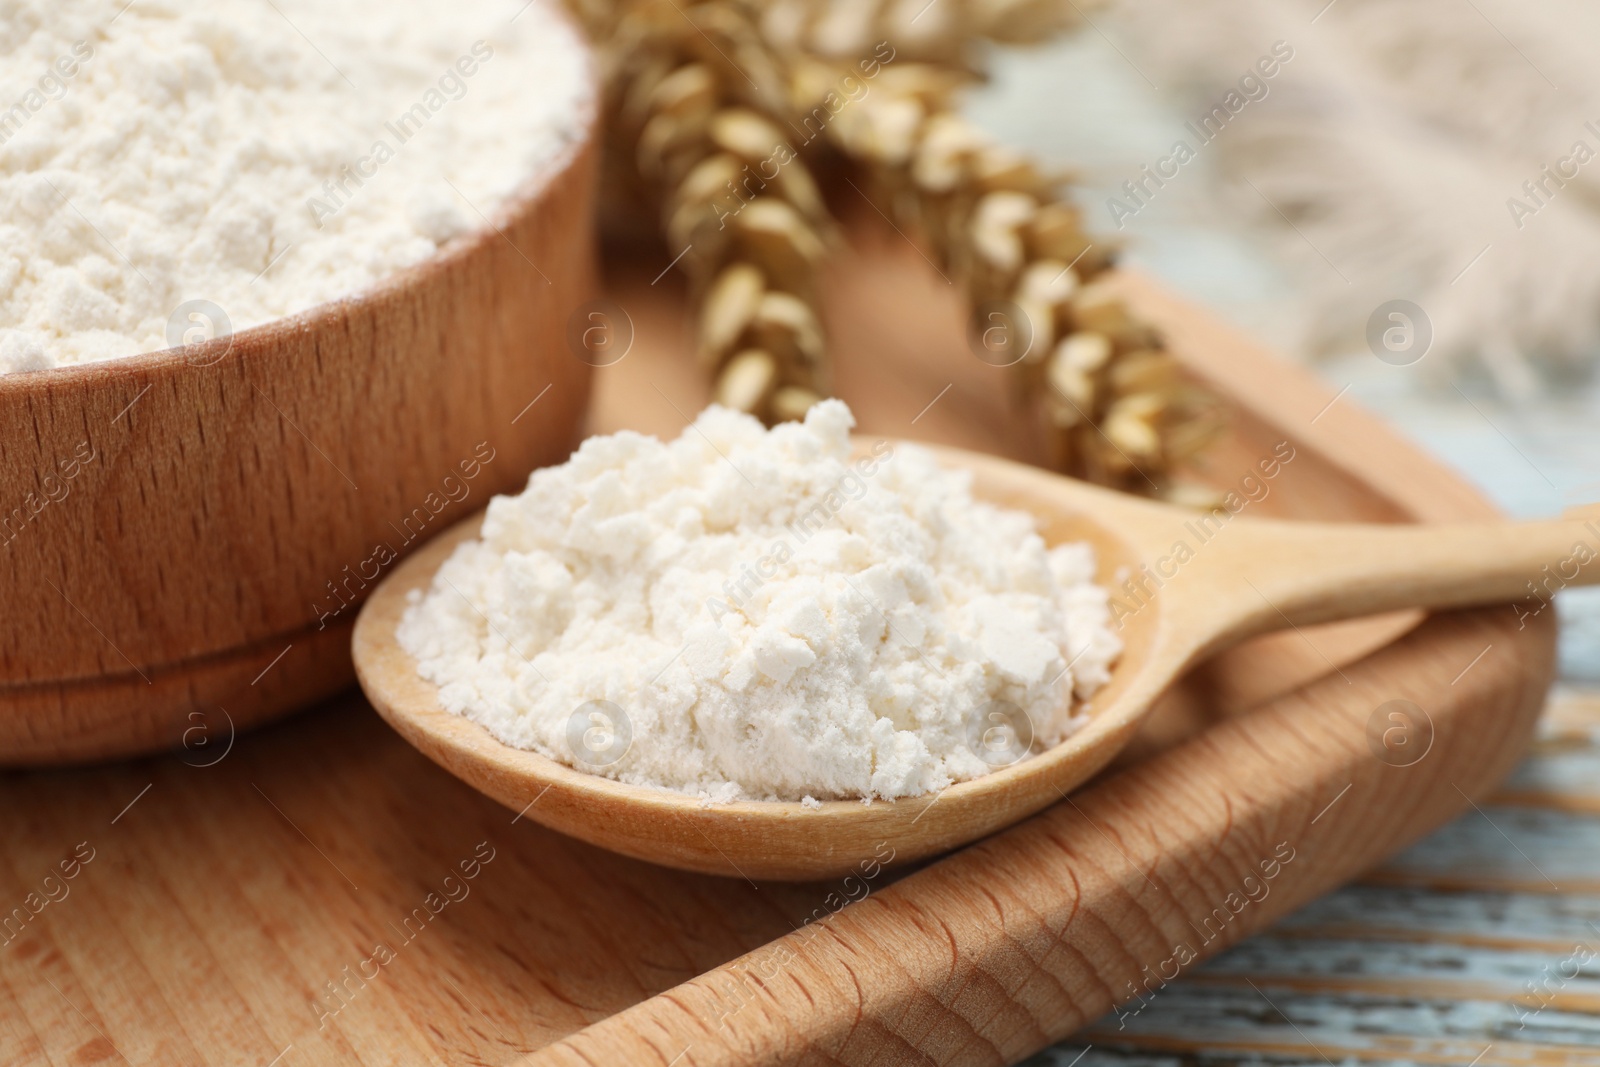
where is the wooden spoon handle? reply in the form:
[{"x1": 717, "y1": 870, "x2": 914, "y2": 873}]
[{"x1": 1177, "y1": 514, "x2": 1599, "y2": 653}]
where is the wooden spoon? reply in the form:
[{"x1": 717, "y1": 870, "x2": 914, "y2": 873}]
[{"x1": 352, "y1": 440, "x2": 1594, "y2": 881}]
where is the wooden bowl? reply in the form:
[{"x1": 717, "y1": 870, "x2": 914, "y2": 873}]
[{"x1": 0, "y1": 104, "x2": 599, "y2": 765}]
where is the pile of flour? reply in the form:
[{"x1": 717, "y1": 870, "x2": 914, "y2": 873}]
[
  {"x1": 0, "y1": 0, "x2": 590, "y2": 372},
  {"x1": 398, "y1": 401, "x2": 1121, "y2": 802}
]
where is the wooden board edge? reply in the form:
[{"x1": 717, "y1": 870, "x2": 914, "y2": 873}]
[
  {"x1": 1110, "y1": 271, "x2": 1497, "y2": 523},
  {"x1": 522, "y1": 607, "x2": 1553, "y2": 1067}
]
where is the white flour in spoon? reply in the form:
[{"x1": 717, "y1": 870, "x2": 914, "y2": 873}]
[
  {"x1": 397, "y1": 401, "x2": 1121, "y2": 802},
  {"x1": 0, "y1": 0, "x2": 589, "y2": 372}
]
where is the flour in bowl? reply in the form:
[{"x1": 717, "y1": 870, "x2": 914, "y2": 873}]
[
  {"x1": 397, "y1": 401, "x2": 1121, "y2": 802},
  {"x1": 0, "y1": 0, "x2": 590, "y2": 372}
]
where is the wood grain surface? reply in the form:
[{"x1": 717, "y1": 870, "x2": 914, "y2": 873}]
[
  {"x1": 0, "y1": 113, "x2": 598, "y2": 765},
  {"x1": 0, "y1": 223, "x2": 1557, "y2": 1066}
]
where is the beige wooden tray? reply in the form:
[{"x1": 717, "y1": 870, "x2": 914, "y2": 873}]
[{"x1": 0, "y1": 222, "x2": 1553, "y2": 1066}]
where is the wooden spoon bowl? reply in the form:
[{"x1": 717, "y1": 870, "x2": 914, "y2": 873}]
[{"x1": 353, "y1": 440, "x2": 1592, "y2": 880}]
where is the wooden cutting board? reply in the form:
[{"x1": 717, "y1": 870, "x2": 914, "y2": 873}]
[{"x1": 0, "y1": 221, "x2": 1553, "y2": 1067}]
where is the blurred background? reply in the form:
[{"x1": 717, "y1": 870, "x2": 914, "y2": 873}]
[{"x1": 966, "y1": 0, "x2": 1600, "y2": 682}]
